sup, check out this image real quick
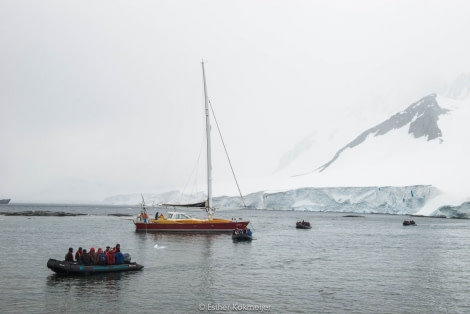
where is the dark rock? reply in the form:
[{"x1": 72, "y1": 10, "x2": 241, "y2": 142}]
[
  {"x1": 107, "y1": 213, "x2": 134, "y2": 217},
  {"x1": 0, "y1": 211, "x2": 85, "y2": 216}
]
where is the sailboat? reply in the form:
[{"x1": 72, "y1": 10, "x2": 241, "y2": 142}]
[{"x1": 133, "y1": 62, "x2": 250, "y2": 232}]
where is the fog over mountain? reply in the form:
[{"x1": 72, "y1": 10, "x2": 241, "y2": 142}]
[
  {"x1": 4, "y1": 1, "x2": 470, "y2": 204},
  {"x1": 105, "y1": 74, "x2": 470, "y2": 218}
]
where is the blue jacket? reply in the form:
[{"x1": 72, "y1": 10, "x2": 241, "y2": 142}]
[{"x1": 115, "y1": 251, "x2": 124, "y2": 264}]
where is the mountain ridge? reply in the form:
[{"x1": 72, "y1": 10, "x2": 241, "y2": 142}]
[{"x1": 318, "y1": 94, "x2": 449, "y2": 172}]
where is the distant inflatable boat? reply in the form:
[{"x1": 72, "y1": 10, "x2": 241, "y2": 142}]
[
  {"x1": 403, "y1": 219, "x2": 416, "y2": 226},
  {"x1": 232, "y1": 228, "x2": 253, "y2": 241},
  {"x1": 296, "y1": 221, "x2": 312, "y2": 229},
  {"x1": 47, "y1": 259, "x2": 144, "y2": 275}
]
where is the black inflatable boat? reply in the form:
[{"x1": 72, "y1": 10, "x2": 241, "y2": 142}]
[{"x1": 47, "y1": 259, "x2": 144, "y2": 275}]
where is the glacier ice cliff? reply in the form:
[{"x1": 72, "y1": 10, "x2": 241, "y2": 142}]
[
  {"x1": 104, "y1": 185, "x2": 470, "y2": 218},
  {"x1": 217, "y1": 185, "x2": 439, "y2": 215}
]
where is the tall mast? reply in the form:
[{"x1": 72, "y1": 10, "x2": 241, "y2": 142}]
[{"x1": 201, "y1": 61, "x2": 214, "y2": 219}]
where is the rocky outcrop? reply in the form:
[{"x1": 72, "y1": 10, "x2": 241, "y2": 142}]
[{"x1": 0, "y1": 211, "x2": 86, "y2": 216}]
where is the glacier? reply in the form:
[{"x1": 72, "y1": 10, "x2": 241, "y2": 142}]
[
  {"x1": 103, "y1": 185, "x2": 470, "y2": 218},
  {"x1": 241, "y1": 185, "x2": 437, "y2": 214},
  {"x1": 216, "y1": 185, "x2": 446, "y2": 216}
]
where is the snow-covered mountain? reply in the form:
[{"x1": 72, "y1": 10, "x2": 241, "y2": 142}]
[
  {"x1": 104, "y1": 74, "x2": 470, "y2": 218},
  {"x1": 317, "y1": 93, "x2": 449, "y2": 172},
  {"x1": 266, "y1": 73, "x2": 470, "y2": 216}
]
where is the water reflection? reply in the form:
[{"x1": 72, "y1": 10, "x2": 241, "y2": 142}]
[
  {"x1": 46, "y1": 272, "x2": 128, "y2": 299},
  {"x1": 132, "y1": 231, "x2": 227, "y2": 306},
  {"x1": 134, "y1": 231, "x2": 227, "y2": 242},
  {"x1": 44, "y1": 271, "x2": 141, "y2": 313},
  {"x1": 46, "y1": 272, "x2": 125, "y2": 285}
]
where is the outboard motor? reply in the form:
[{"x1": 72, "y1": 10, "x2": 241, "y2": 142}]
[{"x1": 123, "y1": 253, "x2": 132, "y2": 263}]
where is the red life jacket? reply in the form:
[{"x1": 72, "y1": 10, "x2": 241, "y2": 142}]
[{"x1": 106, "y1": 252, "x2": 115, "y2": 265}]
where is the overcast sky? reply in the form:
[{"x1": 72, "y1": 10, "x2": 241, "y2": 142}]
[{"x1": 1, "y1": 0, "x2": 469, "y2": 203}]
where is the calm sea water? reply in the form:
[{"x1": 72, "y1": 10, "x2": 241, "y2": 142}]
[{"x1": 1, "y1": 204, "x2": 470, "y2": 313}]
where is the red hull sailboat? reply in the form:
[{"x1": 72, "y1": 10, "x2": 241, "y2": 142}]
[
  {"x1": 134, "y1": 211, "x2": 249, "y2": 232},
  {"x1": 134, "y1": 62, "x2": 249, "y2": 232}
]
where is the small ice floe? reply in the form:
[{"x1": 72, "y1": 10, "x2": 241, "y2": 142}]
[{"x1": 154, "y1": 244, "x2": 166, "y2": 249}]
